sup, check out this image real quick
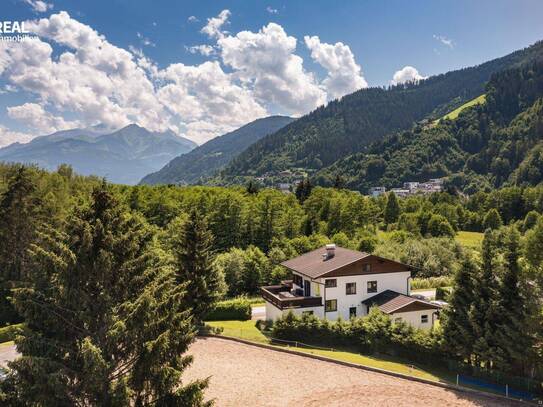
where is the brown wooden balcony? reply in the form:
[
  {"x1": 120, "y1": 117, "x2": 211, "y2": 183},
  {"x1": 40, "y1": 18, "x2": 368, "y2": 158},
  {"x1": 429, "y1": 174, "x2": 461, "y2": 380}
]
[{"x1": 261, "y1": 283, "x2": 323, "y2": 310}]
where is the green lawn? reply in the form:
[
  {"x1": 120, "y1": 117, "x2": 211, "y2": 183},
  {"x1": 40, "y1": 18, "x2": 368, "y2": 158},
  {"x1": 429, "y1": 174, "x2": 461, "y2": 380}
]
[
  {"x1": 436, "y1": 94, "x2": 486, "y2": 123},
  {"x1": 206, "y1": 320, "x2": 268, "y2": 343},
  {"x1": 0, "y1": 341, "x2": 14, "y2": 348},
  {"x1": 455, "y1": 231, "x2": 484, "y2": 249}
]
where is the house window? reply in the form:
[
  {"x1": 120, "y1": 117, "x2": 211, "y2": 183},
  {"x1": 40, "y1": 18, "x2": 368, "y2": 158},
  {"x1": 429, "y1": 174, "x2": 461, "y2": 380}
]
[
  {"x1": 325, "y1": 279, "x2": 337, "y2": 288},
  {"x1": 292, "y1": 274, "x2": 303, "y2": 287},
  {"x1": 394, "y1": 317, "x2": 402, "y2": 324},
  {"x1": 363, "y1": 263, "x2": 372, "y2": 273},
  {"x1": 349, "y1": 307, "x2": 357, "y2": 318},
  {"x1": 421, "y1": 314, "x2": 429, "y2": 324},
  {"x1": 367, "y1": 281, "x2": 377, "y2": 293},
  {"x1": 325, "y1": 299, "x2": 337, "y2": 312},
  {"x1": 302, "y1": 310, "x2": 314, "y2": 316},
  {"x1": 346, "y1": 282, "x2": 356, "y2": 295}
]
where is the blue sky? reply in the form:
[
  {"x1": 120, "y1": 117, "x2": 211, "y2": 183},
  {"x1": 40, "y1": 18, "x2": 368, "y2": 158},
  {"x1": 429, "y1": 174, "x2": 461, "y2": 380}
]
[{"x1": 1, "y1": 0, "x2": 543, "y2": 146}]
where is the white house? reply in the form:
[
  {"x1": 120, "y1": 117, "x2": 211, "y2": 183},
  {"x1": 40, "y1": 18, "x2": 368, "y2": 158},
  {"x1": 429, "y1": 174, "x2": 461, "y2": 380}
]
[{"x1": 261, "y1": 244, "x2": 441, "y2": 330}]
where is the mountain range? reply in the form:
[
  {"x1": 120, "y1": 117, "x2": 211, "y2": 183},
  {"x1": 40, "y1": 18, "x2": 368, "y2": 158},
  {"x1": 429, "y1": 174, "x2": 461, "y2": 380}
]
[
  {"x1": 0, "y1": 124, "x2": 197, "y2": 185},
  {"x1": 215, "y1": 41, "x2": 543, "y2": 187},
  {"x1": 139, "y1": 116, "x2": 294, "y2": 185}
]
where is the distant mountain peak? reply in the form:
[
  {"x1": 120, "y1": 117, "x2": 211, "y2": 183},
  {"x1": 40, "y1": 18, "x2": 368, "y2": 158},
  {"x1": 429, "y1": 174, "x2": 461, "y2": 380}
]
[{"x1": 140, "y1": 115, "x2": 294, "y2": 185}]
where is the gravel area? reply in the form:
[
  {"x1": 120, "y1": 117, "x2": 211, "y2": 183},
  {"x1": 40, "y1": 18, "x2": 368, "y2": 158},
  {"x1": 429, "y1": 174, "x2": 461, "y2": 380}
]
[{"x1": 185, "y1": 337, "x2": 520, "y2": 407}]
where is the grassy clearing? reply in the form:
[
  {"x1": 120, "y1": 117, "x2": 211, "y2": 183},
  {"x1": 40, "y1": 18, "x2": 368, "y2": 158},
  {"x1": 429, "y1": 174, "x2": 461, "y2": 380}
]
[
  {"x1": 206, "y1": 320, "x2": 268, "y2": 343},
  {"x1": 455, "y1": 231, "x2": 484, "y2": 249},
  {"x1": 0, "y1": 341, "x2": 14, "y2": 348},
  {"x1": 436, "y1": 94, "x2": 486, "y2": 123}
]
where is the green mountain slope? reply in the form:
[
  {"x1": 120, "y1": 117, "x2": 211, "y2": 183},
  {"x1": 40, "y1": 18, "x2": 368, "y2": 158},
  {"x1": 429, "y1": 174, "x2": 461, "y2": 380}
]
[
  {"x1": 0, "y1": 124, "x2": 197, "y2": 185},
  {"x1": 316, "y1": 58, "x2": 543, "y2": 193},
  {"x1": 219, "y1": 41, "x2": 543, "y2": 180},
  {"x1": 140, "y1": 116, "x2": 294, "y2": 185}
]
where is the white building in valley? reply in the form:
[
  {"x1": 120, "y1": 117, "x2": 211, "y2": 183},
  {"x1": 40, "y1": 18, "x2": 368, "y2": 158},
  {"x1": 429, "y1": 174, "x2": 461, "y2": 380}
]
[{"x1": 261, "y1": 244, "x2": 441, "y2": 330}]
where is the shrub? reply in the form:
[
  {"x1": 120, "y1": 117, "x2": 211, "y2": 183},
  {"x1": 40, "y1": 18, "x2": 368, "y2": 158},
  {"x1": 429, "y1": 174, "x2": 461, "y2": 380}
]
[
  {"x1": 411, "y1": 276, "x2": 452, "y2": 290},
  {"x1": 0, "y1": 323, "x2": 24, "y2": 343},
  {"x1": 204, "y1": 298, "x2": 252, "y2": 321},
  {"x1": 435, "y1": 286, "x2": 452, "y2": 301}
]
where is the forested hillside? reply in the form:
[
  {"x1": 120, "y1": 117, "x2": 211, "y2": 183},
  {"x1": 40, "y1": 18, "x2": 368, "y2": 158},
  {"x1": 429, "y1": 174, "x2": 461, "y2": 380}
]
[
  {"x1": 317, "y1": 57, "x2": 543, "y2": 193},
  {"x1": 219, "y1": 41, "x2": 543, "y2": 180},
  {"x1": 140, "y1": 116, "x2": 294, "y2": 185}
]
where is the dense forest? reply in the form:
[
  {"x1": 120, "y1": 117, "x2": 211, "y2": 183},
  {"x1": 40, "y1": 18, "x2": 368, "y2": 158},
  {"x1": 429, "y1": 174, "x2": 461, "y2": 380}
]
[
  {"x1": 0, "y1": 162, "x2": 543, "y2": 401},
  {"x1": 317, "y1": 57, "x2": 543, "y2": 193},
  {"x1": 217, "y1": 41, "x2": 543, "y2": 181}
]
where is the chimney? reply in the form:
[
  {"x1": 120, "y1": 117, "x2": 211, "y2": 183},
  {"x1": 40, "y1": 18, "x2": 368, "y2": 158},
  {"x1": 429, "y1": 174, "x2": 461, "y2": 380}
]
[{"x1": 325, "y1": 244, "x2": 336, "y2": 259}]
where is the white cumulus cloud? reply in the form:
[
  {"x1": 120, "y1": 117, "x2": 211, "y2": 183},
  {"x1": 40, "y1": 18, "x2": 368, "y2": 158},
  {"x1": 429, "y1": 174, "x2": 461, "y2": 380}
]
[
  {"x1": 218, "y1": 23, "x2": 326, "y2": 115},
  {"x1": 0, "y1": 10, "x2": 367, "y2": 144},
  {"x1": 7, "y1": 103, "x2": 80, "y2": 134},
  {"x1": 0, "y1": 125, "x2": 34, "y2": 147},
  {"x1": 390, "y1": 66, "x2": 427, "y2": 85},
  {"x1": 23, "y1": 0, "x2": 53, "y2": 13},
  {"x1": 304, "y1": 35, "x2": 367, "y2": 100},
  {"x1": 201, "y1": 9, "x2": 231, "y2": 39}
]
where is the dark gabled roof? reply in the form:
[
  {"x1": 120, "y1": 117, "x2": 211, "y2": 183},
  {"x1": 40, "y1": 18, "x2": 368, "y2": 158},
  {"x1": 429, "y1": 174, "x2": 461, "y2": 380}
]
[
  {"x1": 280, "y1": 246, "x2": 369, "y2": 279},
  {"x1": 280, "y1": 246, "x2": 412, "y2": 279},
  {"x1": 362, "y1": 290, "x2": 442, "y2": 314}
]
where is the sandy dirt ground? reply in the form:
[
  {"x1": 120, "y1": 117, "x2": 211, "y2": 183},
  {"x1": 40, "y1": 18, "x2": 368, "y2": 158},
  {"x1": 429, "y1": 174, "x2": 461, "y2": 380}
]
[
  {"x1": 185, "y1": 337, "x2": 520, "y2": 407},
  {"x1": 0, "y1": 343, "x2": 18, "y2": 368}
]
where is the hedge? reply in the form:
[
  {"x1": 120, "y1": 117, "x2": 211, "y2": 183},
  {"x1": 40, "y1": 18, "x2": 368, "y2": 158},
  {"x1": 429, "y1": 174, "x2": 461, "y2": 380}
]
[
  {"x1": 0, "y1": 323, "x2": 24, "y2": 343},
  {"x1": 205, "y1": 298, "x2": 252, "y2": 321}
]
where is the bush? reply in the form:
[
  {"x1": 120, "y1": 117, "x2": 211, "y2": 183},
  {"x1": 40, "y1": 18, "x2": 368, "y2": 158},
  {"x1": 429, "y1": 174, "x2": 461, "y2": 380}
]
[
  {"x1": 435, "y1": 286, "x2": 452, "y2": 301},
  {"x1": 204, "y1": 298, "x2": 252, "y2": 321},
  {"x1": 411, "y1": 276, "x2": 452, "y2": 290},
  {"x1": 271, "y1": 309, "x2": 441, "y2": 364},
  {"x1": 0, "y1": 323, "x2": 24, "y2": 343}
]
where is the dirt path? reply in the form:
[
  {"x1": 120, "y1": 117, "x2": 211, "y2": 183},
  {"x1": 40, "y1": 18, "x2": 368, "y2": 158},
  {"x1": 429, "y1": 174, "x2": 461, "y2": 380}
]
[{"x1": 185, "y1": 337, "x2": 520, "y2": 407}]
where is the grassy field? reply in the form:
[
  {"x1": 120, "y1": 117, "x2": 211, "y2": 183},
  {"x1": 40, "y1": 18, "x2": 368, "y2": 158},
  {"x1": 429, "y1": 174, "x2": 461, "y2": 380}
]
[
  {"x1": 206, "y1": 320, "x2": 268, "y2": 343},
  {"x1": 0, "y1": 341, "x2": 14, "y2": 348},
  {"x1": 455, "y1": 231, "x2": 484, "y2": 249},
  {"x1": 435, "y1": 94, "x2": 486, "y2": 123}
]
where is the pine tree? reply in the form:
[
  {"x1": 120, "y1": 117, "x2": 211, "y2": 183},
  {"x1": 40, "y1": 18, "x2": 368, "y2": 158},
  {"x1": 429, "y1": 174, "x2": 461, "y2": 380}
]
[
  {"x1": 442, "y1": 255, "x2": 477, "y2": 361},
  {"x1": 295, "y1": 179, "x2": 313, "y2": 204},
  {"x1": 1, "y1": 184, "x2": 209, "y2": 406},
  {"x1": 483, "y1": 208, "x2": 503, "y2": 230},
  {"x1": 470, "y1": 229, "x2": 502, "y2": 369},
  {"x1": 495, "y1": 227, "x2": 529, "y2": 373},
  {"x1": 0, "y1": 166, "x2": 41, "y2": 324},
  {"x1": 172, "y1": 208, "x2": 222, "y2": 323},
  {"x1": 384, "y1": 192, "x2": 400, "y2": 225}
]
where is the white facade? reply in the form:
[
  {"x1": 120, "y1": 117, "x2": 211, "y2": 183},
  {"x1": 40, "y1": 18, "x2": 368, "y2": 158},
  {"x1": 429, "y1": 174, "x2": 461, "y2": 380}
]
[
  {"x1": 391, "y1": 309, "x2": 438, "y2": 330},
  {"x1": 266, "y1": 270, "x2": 411, "y2": 321}
]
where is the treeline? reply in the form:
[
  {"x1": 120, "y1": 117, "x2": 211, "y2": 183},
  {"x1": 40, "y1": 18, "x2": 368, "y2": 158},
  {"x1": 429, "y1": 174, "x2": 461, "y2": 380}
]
[{"x1": 318, "y1": 56, "x2": 543, "y2": 193}]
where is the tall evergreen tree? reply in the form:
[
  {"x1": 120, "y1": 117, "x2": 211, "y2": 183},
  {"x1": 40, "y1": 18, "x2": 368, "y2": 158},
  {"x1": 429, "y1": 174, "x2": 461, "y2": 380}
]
[
  {"x1": 483, "y1": 208, "x2": 503, "y2": 230},
  {"x1": 172, "y1": 209, "x2": 222, "y2": 323},
  {"x1": 0, "y1": 166, "x2": 41, "y2": 324},
  {"x1": 1, "y1": 185, "x2": 208, "y2": 406},
  {"x1": 442, "y1": 255, "x2": 477, "y2": 361},
  {"x1": 495, "y1": 227, "x2": 529, "y2": 373},
  {"x1": 470, "y1": 229, "x2": 502, "y2": 368},
  {"x1": 384, "y1": 191, "x2": 400, "y2": 225}
]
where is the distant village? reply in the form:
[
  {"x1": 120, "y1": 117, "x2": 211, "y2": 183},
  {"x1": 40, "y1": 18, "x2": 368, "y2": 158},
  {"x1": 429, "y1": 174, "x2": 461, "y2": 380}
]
[{"x1": 262, "y1": 168, "x2": 444, "y2": 197}]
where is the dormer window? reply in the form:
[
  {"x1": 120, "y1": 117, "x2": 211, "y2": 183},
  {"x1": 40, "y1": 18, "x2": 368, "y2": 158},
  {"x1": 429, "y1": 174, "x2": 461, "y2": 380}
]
[{"x1": 363, "y1": 263, "x2": 372, "y2": 273}]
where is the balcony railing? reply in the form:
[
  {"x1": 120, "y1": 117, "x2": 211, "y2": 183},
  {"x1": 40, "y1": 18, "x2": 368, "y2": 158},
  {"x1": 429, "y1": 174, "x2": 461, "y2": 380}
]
[{"x1": 261, "y1": 283, "x2": 323, "y2": 310}]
